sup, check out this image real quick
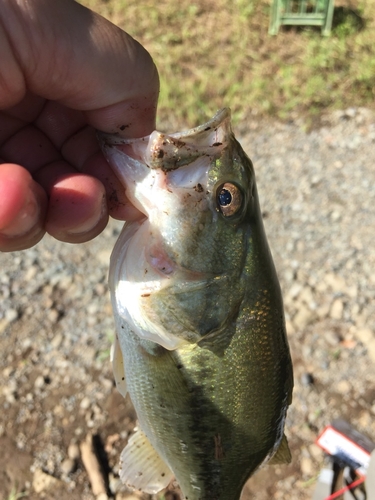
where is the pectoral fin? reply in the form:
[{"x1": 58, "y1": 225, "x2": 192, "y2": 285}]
[
  {"x1": 268, "y1": 434, "x2": 292, "y2": 465},
  {"x1": 110, "y1": 335, "x2": 127, "y2": 398},
  {"x1": 120, "y1": 428, "x2": 174, "y2": 493}
]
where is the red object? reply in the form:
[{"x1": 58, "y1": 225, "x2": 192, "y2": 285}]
[{"x1": 324, "y1": 477, "x2": 365, "y2": 500}]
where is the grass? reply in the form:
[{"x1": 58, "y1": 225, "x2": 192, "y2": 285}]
[
  {"x1": 6, "y1": 486, "x2": 28, "y2": 500},
  {"x1": 79, "y1": 0, "x2": 375, "y2": 128}
]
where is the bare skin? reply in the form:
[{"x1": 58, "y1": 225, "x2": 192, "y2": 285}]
[{"x1": 0, "y1": 0, "x2": 159, "y2": 251}]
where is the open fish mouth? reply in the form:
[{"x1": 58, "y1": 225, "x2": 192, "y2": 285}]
[{"x1": 97, "y1": 109, "x2": 230, "y2": 217}]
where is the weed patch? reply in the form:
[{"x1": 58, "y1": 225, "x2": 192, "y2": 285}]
[{"x1": 80, "y1": 0, "x2": 375, "y2": 126}]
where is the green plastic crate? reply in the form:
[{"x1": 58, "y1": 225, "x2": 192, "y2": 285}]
[{"x1": 269, "y1": 0, "x2": 335, "y2": 35}]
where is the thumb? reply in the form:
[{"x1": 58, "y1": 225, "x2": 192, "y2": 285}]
[{"x1": 0, "y1": 0, "x2": 159, "y2": 138}]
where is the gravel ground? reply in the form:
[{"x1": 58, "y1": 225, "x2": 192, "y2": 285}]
[{"x1": 0, "y1": 107, "x2": 374, "y2": 500}]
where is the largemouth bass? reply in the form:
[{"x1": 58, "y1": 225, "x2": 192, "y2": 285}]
[{"x1": 99, "y1": 109, "x2": 293, "y2": 500}]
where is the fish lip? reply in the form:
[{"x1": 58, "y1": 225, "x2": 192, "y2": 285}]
[{"x1": 97, "y1": 108, "x2": 231, "y2": 147}]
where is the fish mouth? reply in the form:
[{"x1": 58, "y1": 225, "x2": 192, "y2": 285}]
[{"x1": 97, "y1": 108, "x2": 231, "y2": 217}]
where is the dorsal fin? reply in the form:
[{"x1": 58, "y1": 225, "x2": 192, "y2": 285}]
[{"x1": 120, "y1": 428, "x2": 174, "y2": 493}]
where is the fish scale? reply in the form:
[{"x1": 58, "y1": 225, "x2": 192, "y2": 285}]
[{"x1": 100, "y1": 108, "x2": 293, "y2": 499}]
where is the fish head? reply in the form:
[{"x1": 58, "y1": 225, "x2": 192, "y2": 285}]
[{"x1": 99, "y1": 109, "x2": 260, "y2": 350}]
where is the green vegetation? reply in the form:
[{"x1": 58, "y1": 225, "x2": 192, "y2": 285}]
[
  {"x1": 80, "y1": 0, "x2": 374, "y2": 127},
  {"x1": 6, "y1": 486, "x2": 28, "y2": 500}
]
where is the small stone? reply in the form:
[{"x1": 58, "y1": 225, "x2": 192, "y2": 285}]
[
  {"x1": 345, "y1": 107, "x2": 357, "y2": 118},
  {"x1": 48, "y1": 308, "x2": 60, "y2": 324},
  {"x1": 5, "y1": 392, "x2": 16, "y2": 404},
  {"x1": 324, "y1": 273, "x2": 346, "y2": 292},
  {"x1": 355, "y1": 328, "x2": 373, "y2": 345},
  {"x1": 53, "y1": 405, "x2": 64, "y2": 417},
  {"x1": 95, "y1": 283, "x2": 106, "y2": 296},
  {"x1": 43, "y1": 297, "x2": 54, "y2": 309},
  {"x1": 24, "y1": 265, "x2": 38, "y2": 281},
  {"x1": 301, "y1": 373, "x2": 314, "y2": 387},
  {"x1": 101, "y1": 378, "x2": 114, "y2": 391},
  {"x1": 51, "y1": 332, "x2": 63, "y2": 349},
  {"x1": 68, "y1": 442, "x2": 80, "y2": 461},
  {"x1": 34, "y1": 375, "x2": 45, "y2": 389},
  {"x1": 330, "y1": 210, "x2": 341, "y2": 222},
  {"x1": 292, "y1": 306, "x2": 315, "y2": 330},
  {"x1": 0, "y1": 272, "x2": 10, "y2": 284},
  {"x1": 288, "y1": 283, "x2": 302, "y2": 300},
  {"x1": 2, "y1": 366, "x2": 14, "y2": 378},
  {"x1": 337, "y1": 380, "x2": 351, "y2": 394},
  {"x1": 330, "y1": 299, "x2": 344, "y2": 320},
  {"x1": 325, "y1": 330, "x2": 341, "y2": 346},
  {"x1": 299, "y1": 286, "x2": 316, "y2": 309},
  {"x1": 61, "y1": 458, "x2": 76, "y2": 475},
  {"x1": 21, "y1": 337, "x2": 32, "y2": 350},
  {"x1": 108, "y1": 472, "x2": 121, "y2": 494},
  {"x1": 59, "y1": 274, "x2": 73, "y2": 290},
  {"x1": 97, "y1": 250, "x2": 112, "y2": 266},
  {"x1": 309, "y1": 444, "x2": 322, "y2": 460},
  {"x1": 346, "y1": 285, "x2": 358, "y2": 299},
  {"x1": 357, "y1": 410, "x2": 371, "y2": 429},
  {"x1": 87, "y1": 303, "x2": 99, "y2": 315},
  {"x1": 310, "y1": 175, "x2": 321, "y2": 186},
  {"x1": 316, "y1": 302, "x2": 330, "y2": 320},
  {"x1": 5, "y1": 308, "x2": 18, "y2": 323},
  {"x1": 80, "y1": 396, "x2": 91, "y2": 410},
  {"x1": 300, "y1": 456, "x2": 314, "y2": 476},
  {"x1": 33, "y1": 469, "x2": 62, "y2": 493}
]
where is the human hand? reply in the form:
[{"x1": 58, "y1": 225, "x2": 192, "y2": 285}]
[{"x1": 0, "y1": 0, "x2": 159, "y2": 251}]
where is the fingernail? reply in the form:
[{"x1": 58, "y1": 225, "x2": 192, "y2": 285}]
[
  {"x1": 1, "y1": 190, "x2": 39, "y2": 237},
  {"x1": 66, "y1": 194, "x2": 107, "y2": 235}
]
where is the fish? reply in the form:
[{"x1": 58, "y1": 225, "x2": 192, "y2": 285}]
[{"x1": 99, "y1": 108, "x2": 293, "y2": 500}]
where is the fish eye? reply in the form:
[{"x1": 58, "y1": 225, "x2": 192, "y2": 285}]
[{"x1": 216, "y1": 182, "x2": 242, "y2": 217}]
